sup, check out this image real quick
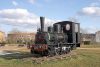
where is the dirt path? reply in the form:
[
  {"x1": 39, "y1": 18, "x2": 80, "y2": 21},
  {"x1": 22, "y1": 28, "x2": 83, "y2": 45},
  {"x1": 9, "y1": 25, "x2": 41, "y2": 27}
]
[
  {"x1": 0, "y1": 46, "x2": 30, "y2": 56},
  {"x1": 0, "y1": 46, "x2": 29, "y2": 51}
]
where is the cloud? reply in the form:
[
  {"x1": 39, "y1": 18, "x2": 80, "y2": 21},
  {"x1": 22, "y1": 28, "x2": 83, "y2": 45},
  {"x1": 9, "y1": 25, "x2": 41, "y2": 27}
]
[
  {"x1": 27, "y1": 0, "x2": 51, "y2": 8},
  {"x1": 28, "y1": 0, "x2": 51, "y2": 3},
  {"x1": 28, "y1": 0, "x2": 36, "y2": 4},
  {"x1": 0, "y1": 9, "x2": 38, "y2": 25},
  {"x1": 12, "y1": 1, "x2": 18, "y2": 6},
  {"x1": 78, "y1": 6, "x2": 100, "y2": 16},
  {"x1": 0, "y1": 8, "x2": 55, "y2": 32}
]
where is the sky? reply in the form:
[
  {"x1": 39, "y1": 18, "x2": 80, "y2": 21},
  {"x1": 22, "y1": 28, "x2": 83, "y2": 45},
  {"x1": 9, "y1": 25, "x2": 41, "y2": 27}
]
[{"x1": 0, "y1": 0, "x2": 100, "y2": 34}]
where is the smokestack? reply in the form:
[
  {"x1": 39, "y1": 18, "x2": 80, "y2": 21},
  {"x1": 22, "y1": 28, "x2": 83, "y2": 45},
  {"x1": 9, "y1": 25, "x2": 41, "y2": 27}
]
[{"x1": 40, "y1": 16, "x2": 45, "y2": 32}]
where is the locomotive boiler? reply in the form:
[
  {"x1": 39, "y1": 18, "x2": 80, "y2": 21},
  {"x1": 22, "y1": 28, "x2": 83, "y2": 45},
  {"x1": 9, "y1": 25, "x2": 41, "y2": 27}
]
[{"x1": 30, "y1": 17, "x2": 80, "y2": 56}]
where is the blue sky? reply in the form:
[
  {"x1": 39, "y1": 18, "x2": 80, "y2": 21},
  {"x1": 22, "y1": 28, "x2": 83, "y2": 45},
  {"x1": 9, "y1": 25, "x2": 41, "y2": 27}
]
[{"x1": 0, "y1": 0, "x2": 100, "y2": 34}]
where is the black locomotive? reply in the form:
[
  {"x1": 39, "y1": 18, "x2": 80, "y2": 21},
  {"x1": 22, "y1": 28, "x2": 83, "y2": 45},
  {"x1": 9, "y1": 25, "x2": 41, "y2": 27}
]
[{"x1": 30, "y1": 17, "x2": 80, "y2": 56}]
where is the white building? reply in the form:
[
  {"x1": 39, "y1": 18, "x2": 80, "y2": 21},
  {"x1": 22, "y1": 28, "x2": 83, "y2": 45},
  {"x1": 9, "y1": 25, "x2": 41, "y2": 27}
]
[{"x1": 95, "y1": 31, "x2": 100, "y2": 43}]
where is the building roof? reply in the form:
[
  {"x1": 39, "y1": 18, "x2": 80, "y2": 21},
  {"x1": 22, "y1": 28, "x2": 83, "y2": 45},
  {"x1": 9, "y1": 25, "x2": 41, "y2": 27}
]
[
  {"x1": 8, "y1": 32, "x2": 35, "y2": 35},
  {"x1": 0, "y1": 31, "x2": 5, "y2": 33},
  {"x1": 82, "y1": 34, "x2": 95, "y2": 38},
  {"x1": 96, "y1": 31, "x2": 100, "y2": 34}
]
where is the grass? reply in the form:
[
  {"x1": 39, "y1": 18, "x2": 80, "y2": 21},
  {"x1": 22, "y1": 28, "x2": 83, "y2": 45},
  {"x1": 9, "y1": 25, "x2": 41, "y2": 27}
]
[
  {"x1": 0, "y1": 45, "x2": 100, "y2": 67},
  {"x1": 81, "y1": 44, "x2": 100, "y2": 48}
]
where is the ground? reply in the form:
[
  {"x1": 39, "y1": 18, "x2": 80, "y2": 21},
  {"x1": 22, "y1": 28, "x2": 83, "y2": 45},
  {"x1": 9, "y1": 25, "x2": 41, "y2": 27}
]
[{"x1": 0, "y1": 44, "x2": 100, "y2": 67}]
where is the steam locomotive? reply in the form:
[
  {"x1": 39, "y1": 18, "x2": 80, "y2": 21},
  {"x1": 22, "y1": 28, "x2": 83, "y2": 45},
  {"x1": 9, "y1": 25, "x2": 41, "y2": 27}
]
[{"x1": 30, "y1": 17, "x2": 80, "y2": 56}]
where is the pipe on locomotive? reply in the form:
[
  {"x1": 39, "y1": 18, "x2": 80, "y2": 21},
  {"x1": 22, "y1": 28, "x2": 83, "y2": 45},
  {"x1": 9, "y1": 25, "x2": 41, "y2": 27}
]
[{"x1": 40, "y1": 16, "x2": 45, "y2": 32}]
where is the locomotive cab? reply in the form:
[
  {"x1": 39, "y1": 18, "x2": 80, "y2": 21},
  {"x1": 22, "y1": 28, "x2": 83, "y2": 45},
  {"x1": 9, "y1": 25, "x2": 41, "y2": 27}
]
[{"x1": 53, "y1": 21, "x2": 80, "y2": 49}]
